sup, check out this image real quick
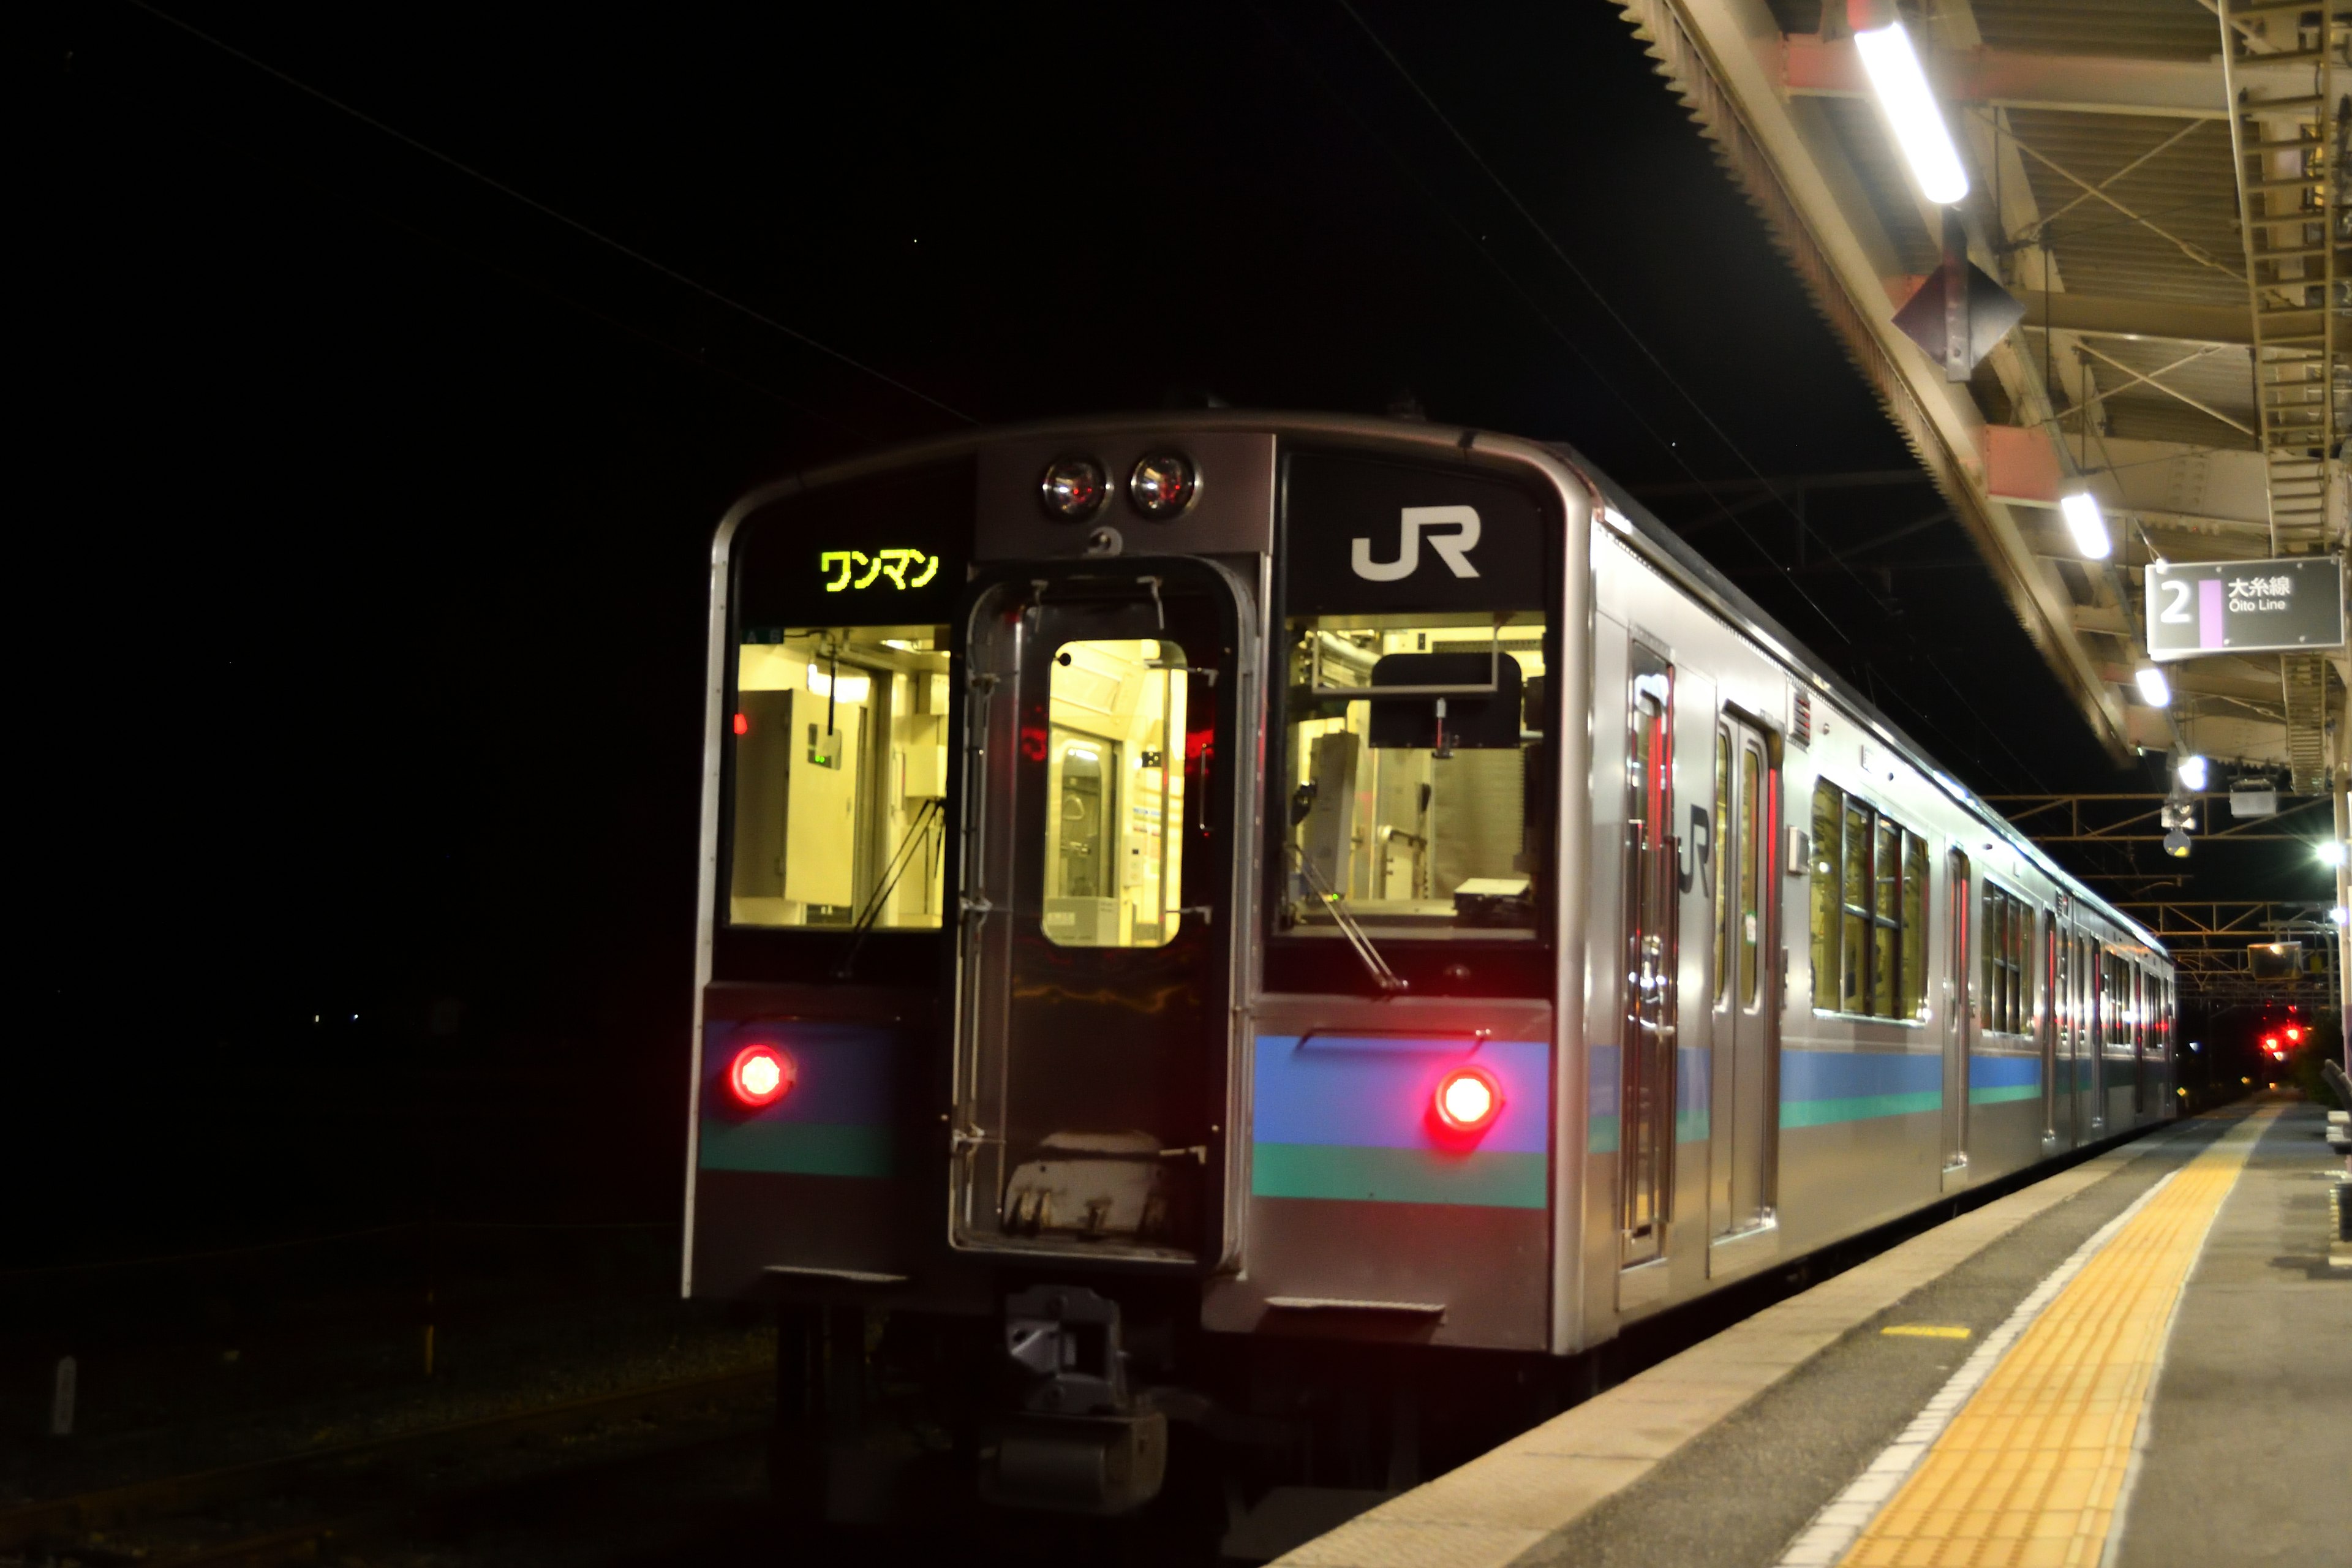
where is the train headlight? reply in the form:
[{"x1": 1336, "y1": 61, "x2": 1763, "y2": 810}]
[
  {"x1": 1038, "y1": 456, "x2": 1109, "y2": 522},
  {"x1": 1434, "y1": 1066, "x2": 1502, "y2": 1135},
  {"x1": 728, "y1": 1044, "x2": 796, "y2": 1109},
  {"x1": 1128, "y1": 452, "x2": 1197, "y2": 519}
]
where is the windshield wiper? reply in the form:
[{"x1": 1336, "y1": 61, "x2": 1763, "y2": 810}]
[
  {"x1": 833, "y1": 797, "x2": 945, "y2": 979},
  {"x1": 1289, "y1": 842, "x2": 1406, "y2": 995}
]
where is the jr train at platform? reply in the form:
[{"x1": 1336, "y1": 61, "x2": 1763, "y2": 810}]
[{"x1": 682, "y1": 413, "x2": 2176, "y2": 1518}]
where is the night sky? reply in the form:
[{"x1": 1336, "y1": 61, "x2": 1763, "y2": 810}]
[{"x1": 21, "y1": 1, "x2": 2301, "y2": 1262}]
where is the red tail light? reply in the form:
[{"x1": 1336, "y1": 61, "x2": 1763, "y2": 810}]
[
  {"x1": 732, "y1": 712, "x2": 750, "y2": 736},
  {"x1": 728, "y1": 1044, "x2": 794, "y2": 1108},
  {"x1": 1434, "y1": 1066, "x2": 1502, "y2": 1134}
]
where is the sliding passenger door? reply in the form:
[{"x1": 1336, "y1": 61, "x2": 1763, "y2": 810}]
[
  {"x1": 1942, "y1": 850, "x2": 1972, "y2": 1180},
  {"x1": 1618, "y1": 643, "x2": 1678, "y2": 1275},
  {"x1": 2040, "y1": 910, "x2": 2060, "y2": 1147},
  {"x1": 1706, "y1": 711, "x2": 1779, "y2": 1263}
]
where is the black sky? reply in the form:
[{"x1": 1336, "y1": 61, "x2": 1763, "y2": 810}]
[{"x1": 23, "y1": 0, "x2": 2310, "y2": 1257}]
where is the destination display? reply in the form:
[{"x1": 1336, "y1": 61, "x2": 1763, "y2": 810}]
[{"x1": 2143, "y1": 555, "x2": 2345, "y2": 661}]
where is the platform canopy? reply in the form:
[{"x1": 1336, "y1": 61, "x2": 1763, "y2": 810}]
[{"x1": 1611, "y1": 0, "x2": 2348, "y2": 786}]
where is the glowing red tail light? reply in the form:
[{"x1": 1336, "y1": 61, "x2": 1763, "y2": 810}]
[
  {"x1": 1434, "y1": 1066, "x2": 1502, "y2": 1134},
  {"x1": 728, "y1": 1044, "x2": 794, "y2": 1108},
  {"x1": 732, "y1": 712, "x2": 750, "y2": 736}
]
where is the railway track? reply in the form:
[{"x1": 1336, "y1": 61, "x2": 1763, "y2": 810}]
[{"x1": 2, "y1": 1368, "x2": 771, "y2": 1566}]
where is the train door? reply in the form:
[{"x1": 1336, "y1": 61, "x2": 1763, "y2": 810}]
[
  {"x1": 1706, "y1": 711, "x2": 1779, "y2": 1261},
  {"x1": 950, "y1": 562, "x2": 1250, "y2": 1266},
  {"x1": 2039, "y1": 909, "x2": 2060, "y2": 1146},
  {"x1": 2135, "y1": 968, "x2": 2154, "y2": 1114},
  {"x1": 2086, "y1": 940, "x2": 2107, "y2": 1133},
  {"x1": 1942, "y1": 850, "x2": 1972, "y2": 1179},
  {"x1": 1618, "y1": 643, "x2": 1678, "y2": 1279}
]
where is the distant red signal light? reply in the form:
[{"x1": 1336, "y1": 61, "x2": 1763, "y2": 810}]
[
  {"x1": 2263, "y1": 1036, "x2": 2278, "y2": 1050},
  {"x1": 1434, "y1": 1066, "x2": 1502, "y2": 1135},
  {"x1": 728, "y1": 1044, "x2": 794, "y2": 1108},
  {"x1": 2283, "y1": 1026, "x2": 2301, "y2": 1042}
]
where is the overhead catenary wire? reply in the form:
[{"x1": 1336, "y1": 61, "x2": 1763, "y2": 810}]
[
  {"x1": 1325, "y1": 0, "x2": 2051, "y2": 791},
  {"x1": 118, "y1": 0, "x2": 977, "y2": 428}
]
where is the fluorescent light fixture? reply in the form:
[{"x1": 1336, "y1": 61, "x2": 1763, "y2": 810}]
[
  {"x1": 1853, "y1": 20, "x2": 1970, "y2": 205},
  {"x1": 2319, "y1": 840, "x2": 2346, "y2": 867},
  {"x1": 805, "y1": 666, "x2": 872, "y2": 703},
  {"x1": 2133, "y1": 666, "x2": 2171, "y2": 707},
  {"x1": 2059, "y1": 491, "x2": 2111, "y2": 559},
  {"x1": 2175, "y1": 753, "x2": 2209, "y2": 793},
  {"x1": 2332, "y1": 905, "x2": 2349, "y2": 927}
]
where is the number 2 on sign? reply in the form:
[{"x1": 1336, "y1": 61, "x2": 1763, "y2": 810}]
[{"x1": 2158, "y1": 578, "x2": 2193, "y2": 624}]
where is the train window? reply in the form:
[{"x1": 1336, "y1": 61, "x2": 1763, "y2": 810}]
[
  {"x1": 2102, "y1": 953, "x2": 2133, "y2": 1050},
  {"x1": 1807, "y1": 779, "x2": 1928, "y2": 1021},
  {"x1": 1901, "y1": 835, "x2": 1929, "y2": 1018},
  {"x1": 1980, "y1": 885, "x2": 2030, "y2": 1034},
  {"x1": 1038, "y1": 639, "x2": 1189, "y2": 948},
  {"x1": 1279, "y1": 614, "x2": 1546, "y2": 940},
  {"x1": 726, "y1": 624, "x2": 949, "y2": 930}
]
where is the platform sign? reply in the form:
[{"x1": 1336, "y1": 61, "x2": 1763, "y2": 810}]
[{"x1": 2144, "y1": 556, "x2": 2344, "y2": 662}]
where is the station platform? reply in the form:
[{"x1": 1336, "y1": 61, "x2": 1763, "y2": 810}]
[{"x1": 1275, "y1": 1099, "x2": 2348, "y2": 1568}]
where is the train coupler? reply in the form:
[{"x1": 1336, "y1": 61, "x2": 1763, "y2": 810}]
[{"x1": 979, "y1": 1286, "x2": 1167, "y2": 1514}]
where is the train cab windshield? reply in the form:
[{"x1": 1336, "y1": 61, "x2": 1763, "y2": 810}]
[
  {"x1": 728, "y1": 623, "x2": 951, "y2": 930},
  {"x1": 1279, "y1": 612, "x2": 1547, "y2": 940}
]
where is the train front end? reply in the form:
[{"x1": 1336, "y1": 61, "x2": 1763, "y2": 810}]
[{"x1": 684, "y1": 416, "x2": 1592, "y2": 1515}]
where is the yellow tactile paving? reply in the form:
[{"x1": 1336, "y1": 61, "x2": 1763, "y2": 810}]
[{"x1": 1838, "y1": 1109, "x2": 2278, "y2": 1568}]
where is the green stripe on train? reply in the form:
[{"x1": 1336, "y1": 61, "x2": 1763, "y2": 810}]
[
  {"x1": 1969, "y1": 1084, "x2": 2041, "y2": 1106},
  {"x1": 1779, "y1": 1090, "x2": 1943, "y2": 1128},
  {"x1": 698, "y1": 1120, "x2": 892, "y2": 1178},
  {"x1": 1252, "y1": 1143, "x2": 1547, "y2": 1208}
]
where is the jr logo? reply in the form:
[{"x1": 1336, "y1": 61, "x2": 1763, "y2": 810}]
[{"x1": 1349, "y1": 505, "x2": 1482, "y2": 582}]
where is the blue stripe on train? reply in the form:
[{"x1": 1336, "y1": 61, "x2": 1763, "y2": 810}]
[
  {"x1": 1591, "y1": 1046, "x2": 2046, "y2": 1144},
  {"x1": 696, "y1": 1019, "x2": 895, "y2": 1177},
  {"x1": 1253, "y1": 1035, "x2": 1549, "y2": 1154}
]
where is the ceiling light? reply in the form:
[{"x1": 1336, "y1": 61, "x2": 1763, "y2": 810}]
[
  {"x1": 2059, "y1": 492, "x2": 2110, "y2": 559},
  {"x1": 2317, "y1": 840, "x2": 2345, "y2": 867},
  {"x1": 2175, "y1": 753, "x2": 2208, "y2": 793},
  {"x1": 1852, "y1": 16, "x2": 1970, "y2": 205},
  {"x1": 2134, "y1": 666, "x2": 2171, "y2": 707}
]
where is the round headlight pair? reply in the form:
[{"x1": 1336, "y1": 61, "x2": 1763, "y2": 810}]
[{"x1": 1037, "y1": 452, "x2": 1197, "y2": 522}]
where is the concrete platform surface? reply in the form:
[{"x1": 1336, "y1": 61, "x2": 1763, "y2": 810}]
[{"x1": 1276, "y1": 1100, "x2": 2346, "y2": 1568}]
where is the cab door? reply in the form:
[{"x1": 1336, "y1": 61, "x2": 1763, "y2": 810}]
[
  {"x1": 1618, "y1": 643, "x2": 1678, "y2": 1276},
  {"x1": 1706, "y1": 712, "x2": 1779, "y2": 1261},
  {"x1": 950, "y1": 560, "x2": 1254, "y2": 1268}
]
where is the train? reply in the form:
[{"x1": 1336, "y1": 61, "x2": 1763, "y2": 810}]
[{"x1": 680, "y1": 412, "x2": 2175, "y2": 1528}]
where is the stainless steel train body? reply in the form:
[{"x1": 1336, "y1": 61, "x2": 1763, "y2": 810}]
[{"x1": 683, "y1": 413, "x2": 2174, "y2": 1508}]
